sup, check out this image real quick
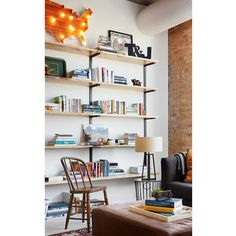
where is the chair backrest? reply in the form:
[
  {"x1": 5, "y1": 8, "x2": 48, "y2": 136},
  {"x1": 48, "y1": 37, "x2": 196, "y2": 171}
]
[{"x1": 61, "y1": 157, "x2": 93, "y2": 191}]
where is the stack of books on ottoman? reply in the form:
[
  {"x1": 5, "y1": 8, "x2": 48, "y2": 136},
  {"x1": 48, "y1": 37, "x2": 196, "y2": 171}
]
[{"x1": 129, "y1": 197, "x2": 192, "y2": 222}]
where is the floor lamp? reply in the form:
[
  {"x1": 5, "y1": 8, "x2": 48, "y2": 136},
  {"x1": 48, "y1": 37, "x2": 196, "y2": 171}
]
[{"x1": 135, "y1": 137, "x2": 163, "y2": 181}]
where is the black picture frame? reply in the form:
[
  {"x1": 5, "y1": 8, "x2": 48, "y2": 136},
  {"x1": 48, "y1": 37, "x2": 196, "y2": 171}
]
[
  {"x1": 45, "y1": 56, "x2": 67, "y2": 77},
  {"x1": 108, "y1": 30, "x2": 133, "y2": 54}
]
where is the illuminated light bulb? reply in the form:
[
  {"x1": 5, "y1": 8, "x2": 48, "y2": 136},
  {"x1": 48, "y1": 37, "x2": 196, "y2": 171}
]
[
  {"x1": 69, "y1": 15, "x2": 73, "y2": 20},
  {"x1": 69, "y1": 25, "x2": 75, "y2": 31},
  {"x1": 50, "y1": 17, "x2": 56, "y2": 24},
  {"x1": 81, "y1": 22, "x2": 86, "y2": 27},
  {"x1": 82, "y1": 41, "x2": 86, "y2": 46},
  {"x1": 84, "y1": 14, "x2": 90, "y2": 19},
  {"x1": 60, "y1": 34, "x2": 65, "y2": 39},
  {"x1": 79, "y1": 31, "x2": 84, "y2": 36},
  {"x1": 60, "y1": 12, "x2": 65, "y2": 18}
]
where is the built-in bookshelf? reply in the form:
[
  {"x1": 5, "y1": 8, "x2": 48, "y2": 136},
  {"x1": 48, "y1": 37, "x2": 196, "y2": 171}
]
[{"x1": 45, "y1": 40, "x2": 158, "y2": 185}]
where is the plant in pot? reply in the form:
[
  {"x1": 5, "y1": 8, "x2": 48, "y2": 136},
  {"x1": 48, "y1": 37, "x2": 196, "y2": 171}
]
[{"x1": 151, "y1": 188, "x2": 172, "y2": 200}]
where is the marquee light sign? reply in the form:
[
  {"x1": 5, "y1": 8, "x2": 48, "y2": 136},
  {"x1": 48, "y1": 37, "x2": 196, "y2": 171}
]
[{"x1": 45, "y1": 0, "x2": 93, "y2": 45}]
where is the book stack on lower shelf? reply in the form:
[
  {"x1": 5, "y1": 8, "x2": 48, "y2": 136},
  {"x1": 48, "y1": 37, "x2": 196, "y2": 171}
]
[
  {"x1": 46, "y1": 202, "x2": 68, "y2": 220},
  {"x1": 129, "y1": 198, "x2": 192, "y2": 222},
  {"x1": 48, "y1": 134, "x2": 76, "y2": 146}
]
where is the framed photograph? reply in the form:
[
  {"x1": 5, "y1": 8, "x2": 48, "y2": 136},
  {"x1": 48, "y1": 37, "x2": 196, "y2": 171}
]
[
  {"x1": 108, "y1": 30, "x2": 133, "y2": 55},
  {"x1": 45, "y1": 56, "x2": 67, "y2": 77}
]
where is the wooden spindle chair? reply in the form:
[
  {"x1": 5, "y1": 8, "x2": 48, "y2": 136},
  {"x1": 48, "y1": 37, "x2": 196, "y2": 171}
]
[{"x1": 61, "y1": 157, "x2": 109, "y2": 232}]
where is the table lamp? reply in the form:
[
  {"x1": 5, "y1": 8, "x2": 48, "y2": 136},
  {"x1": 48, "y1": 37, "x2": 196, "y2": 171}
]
[{"x1": 135, "y1": 137, "x2": 163, "y2": 180}]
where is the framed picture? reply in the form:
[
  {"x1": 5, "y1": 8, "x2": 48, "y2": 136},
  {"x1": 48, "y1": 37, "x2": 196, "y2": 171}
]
[
  {"x1": 108, "y1": 30, "x2": 133, "y2": 55},
  {"x1": 45, "y1": 56, "x2": 67, "y2": 77}
]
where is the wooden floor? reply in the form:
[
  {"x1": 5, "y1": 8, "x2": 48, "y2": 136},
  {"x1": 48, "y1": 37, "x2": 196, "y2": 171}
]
[{"x1": 45, "y1": 214, "x2": 87, "y2": 236}]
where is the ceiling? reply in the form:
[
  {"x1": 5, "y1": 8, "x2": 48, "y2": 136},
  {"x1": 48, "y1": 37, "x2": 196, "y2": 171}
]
[{"x1": 128, "y1": 0, "x2": 159, "y2": 6}]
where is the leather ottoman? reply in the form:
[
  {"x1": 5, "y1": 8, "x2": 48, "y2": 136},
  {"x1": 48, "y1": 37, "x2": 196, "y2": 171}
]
[{"x1": 92, "y1": 202, "x2": 192, "y2": 236}]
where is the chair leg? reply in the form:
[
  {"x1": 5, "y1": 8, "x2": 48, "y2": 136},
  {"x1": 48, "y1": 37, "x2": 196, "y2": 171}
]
[
  {"x1": 86, "y1": 193, "x2": 91, "y2": 233},
  {"x1": 103, "y1": 189, "x2": 109, "y2": 205},
  {"x1": 82, "y1": 193, "x2": 85, "y2": 222},
  {"x1": 65, "y1": 193, "x2": 74, "y2": 229}
]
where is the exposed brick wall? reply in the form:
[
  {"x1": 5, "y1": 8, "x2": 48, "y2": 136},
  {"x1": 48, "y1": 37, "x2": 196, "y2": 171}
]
[{"x1": 168, "y1": 20, "x2": 192, "y2": 155}]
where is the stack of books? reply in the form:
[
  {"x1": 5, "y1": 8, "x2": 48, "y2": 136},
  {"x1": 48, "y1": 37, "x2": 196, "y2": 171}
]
[
  {"x1": 45, "y1": 102, "x2": 60, "y2": 112},
  {"x1": 144, "y1": 197, "x2": 183, "y2": 215},
  {"x1": 82, "y1": 104, "x2": 102, "y2": 113},
  {"x1": 108, "y1": 162, "x2": 125, "y2": 176},
  {"x1": 46, "y1": 202, "x2": 68, "y2": 219},
  {"x1": 69, "y1": 68, "x2": 91, "y2": 79},
  {"x1": 48, "y1": 134, "x2": 76, "y2": 146},
  {"x1": 113, "y1": 75, "x2": 127, "y2": 85}
]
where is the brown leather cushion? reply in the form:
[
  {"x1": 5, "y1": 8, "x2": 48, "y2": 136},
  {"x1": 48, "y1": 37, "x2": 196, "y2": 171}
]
[{"x1": 185, "y1": 149, "x2": 192, "y2": 183}]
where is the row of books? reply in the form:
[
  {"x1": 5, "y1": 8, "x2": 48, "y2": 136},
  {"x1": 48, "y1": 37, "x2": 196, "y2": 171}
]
[
  {"x1": 46, "y1": 96, "x2": 145, "y2": 116},
  {"x1": 92, "y1": 100, "x2": 126, "y2": 115},
  {"x1": 70, "y1": 67, "x2": 128, "y2": 85},
  {"x1": 126, "y1": 103, "x2": 145, "y2": 116},
  {"x1": 48, "y1": 134, "x2": 76, "y2": 146},
  {"x1": 60, "y1": 161, "x2": 124, "y2": 178},
  {"x1": 47, "y1": 95, "x2": 82, "y2": 113}
]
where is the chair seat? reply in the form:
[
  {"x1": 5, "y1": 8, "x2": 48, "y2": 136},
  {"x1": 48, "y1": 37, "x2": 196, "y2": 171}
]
[{"x1": 71, "y1": 185, "x2": 107, "y2": 193}]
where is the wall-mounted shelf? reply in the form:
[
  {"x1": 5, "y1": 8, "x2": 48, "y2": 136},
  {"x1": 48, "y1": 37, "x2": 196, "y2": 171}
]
[
  {"x1": 45, "y1": 41, "x2": 158, "y2": 65},
  {"x1": 45, "y1": 76, "x2": 158, "y2": 93},
  {"x1": 45, "y1": 144, "x2": 134, "y2": 149},
  {"x1": 45, "y1": 41, "x2": 97, "y2": 56},
  {"x1": 45, "y1": 110, "x2": 158, "y2": 120},
  {"x1": 45, "y1": 173, "x2": 142, "y2": 186},
  {"x1": 96, "y1": 50, "x2": 158, "y2": 65}
]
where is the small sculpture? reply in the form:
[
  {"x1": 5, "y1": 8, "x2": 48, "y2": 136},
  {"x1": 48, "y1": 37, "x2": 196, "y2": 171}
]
[
  {"x1": 125, "y1": 43, "x2": 152, "y2": 59},
  {"x1": 131, "y1": 79, "x2": 142, "y2": 86}
]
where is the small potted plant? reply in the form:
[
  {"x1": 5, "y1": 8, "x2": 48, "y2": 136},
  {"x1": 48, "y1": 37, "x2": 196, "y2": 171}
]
[{"x1": 151, "y1": 188, "x2": 172, "y2": 200}]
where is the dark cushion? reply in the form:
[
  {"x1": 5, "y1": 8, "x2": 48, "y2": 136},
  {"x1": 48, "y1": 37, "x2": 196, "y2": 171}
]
[{"x1": 166, "y1": 181, "x2": 192, "y2": 202}]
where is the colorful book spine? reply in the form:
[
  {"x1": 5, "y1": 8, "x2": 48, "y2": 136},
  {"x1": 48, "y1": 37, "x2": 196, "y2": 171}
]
[
  {"x1": 145, "y1": 198, "x2": 182, "y2": 208},
  {"x1": 143, "y1": 205, "x2": 182, "y2": 214}
]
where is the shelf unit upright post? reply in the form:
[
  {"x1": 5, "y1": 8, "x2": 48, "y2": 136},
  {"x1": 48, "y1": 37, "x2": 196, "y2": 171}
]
[
  {"x1": 88, "y1": 52, "x2": 101, "y2": 162},
  {"x1": 143, "y1": 62, "x2": 156, "y2": 137}
]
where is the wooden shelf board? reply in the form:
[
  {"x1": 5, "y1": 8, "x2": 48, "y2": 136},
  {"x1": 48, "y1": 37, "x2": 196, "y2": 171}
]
[
  {"x1": 45, "y1": 41, "x2": 158, "y2": 65},
  {"x1": 45, "y1": 111, "x2": 158, "y2": 119},
  {"x1": 45, "y1": 76, "x2": 158, "y2": 92},
  {"x1": 97, "y1": 50, "x2": 158, "y2": 65},
  {"x1": 45, "y1": 111, "x2": 89, "y2": 117},
  {"x1": 45, "y1": 41, "x2": 97, "y2": 56},
  {"x1": 45, "y1": 145, "x2": 92, "y2": 149},
  {"x1": 90, "y1": 81, "x2": 158, "y2": 92},
  {"x1": 45, "y1": 144, "x2": 134, "y2": 149},
  {"x1": 45, "y1": 173, "x2": 142, "y2": 186},
  {"x1": 45, "y1": 76, "x2": 91, "y2": 87},
  {"x1": 98, "y1": 113, "x2": 158, "y2": 119}
]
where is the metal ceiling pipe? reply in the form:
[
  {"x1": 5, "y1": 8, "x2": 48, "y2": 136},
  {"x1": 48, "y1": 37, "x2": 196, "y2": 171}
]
[{"x1": 136, "y1": 0, "x2": 192, "y2": 35}]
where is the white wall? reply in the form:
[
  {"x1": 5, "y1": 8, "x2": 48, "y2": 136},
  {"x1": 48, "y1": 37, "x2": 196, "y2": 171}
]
[{"x1": 45, "y1": 0, "x2": 168, "y2": 203}]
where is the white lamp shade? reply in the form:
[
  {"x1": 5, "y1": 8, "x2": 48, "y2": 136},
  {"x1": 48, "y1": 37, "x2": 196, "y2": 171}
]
[{"x1": 135, "y1": 137, "x2": 163, "y2": 153}]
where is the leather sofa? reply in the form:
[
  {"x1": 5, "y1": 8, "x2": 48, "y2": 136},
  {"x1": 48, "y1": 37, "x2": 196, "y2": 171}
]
[{"x1": 161, "y1": 156, "x2": 192, "y2": 206}]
